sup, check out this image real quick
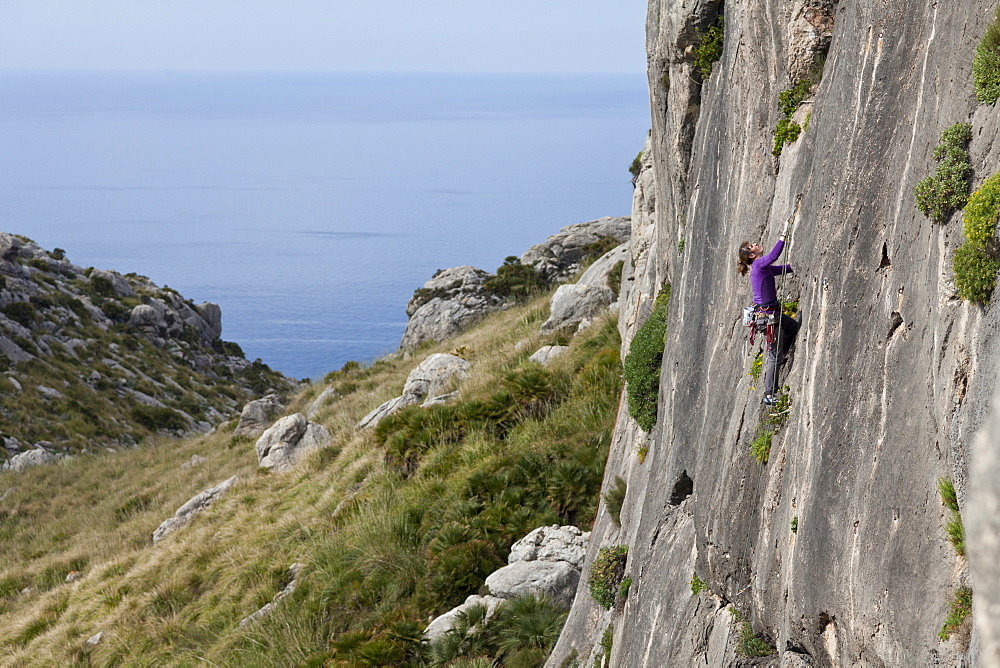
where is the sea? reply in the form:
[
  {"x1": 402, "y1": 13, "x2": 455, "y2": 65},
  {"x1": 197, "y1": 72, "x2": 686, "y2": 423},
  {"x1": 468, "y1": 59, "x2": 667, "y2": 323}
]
[{"x1": 0, "y1": 70, "x2": 649, "y2": 380}]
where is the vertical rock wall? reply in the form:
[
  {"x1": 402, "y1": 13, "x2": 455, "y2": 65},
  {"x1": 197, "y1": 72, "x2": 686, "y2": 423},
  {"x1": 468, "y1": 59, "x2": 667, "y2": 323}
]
[{"x1": 551, "y1": 1, "x2": 1000, "y2": 665}]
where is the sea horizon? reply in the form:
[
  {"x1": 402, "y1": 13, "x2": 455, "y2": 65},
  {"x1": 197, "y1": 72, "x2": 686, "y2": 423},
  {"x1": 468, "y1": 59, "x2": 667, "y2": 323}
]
[{"x1": 0, "y1": 69, "x2": 649, "y2": 379}]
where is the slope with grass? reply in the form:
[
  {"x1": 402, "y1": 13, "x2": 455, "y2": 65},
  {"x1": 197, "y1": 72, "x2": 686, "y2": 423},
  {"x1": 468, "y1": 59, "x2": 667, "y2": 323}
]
[{"x1": 0, "y1": 277, "x2": 624, "y2": 665}]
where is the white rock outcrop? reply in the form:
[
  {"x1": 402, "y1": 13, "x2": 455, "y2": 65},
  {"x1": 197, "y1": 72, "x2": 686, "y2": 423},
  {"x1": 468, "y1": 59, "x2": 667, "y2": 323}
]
[
  {"x1": 234, "y1": 394, "x2": 286, "y2": 437},
  {"x1": 357, "y1": 353, "x2": 471, "y2": 429},
  {"x1": 152, "y1": 475, "x2": 239, "y2": 543},
  {"x1": 528, "y1": 345, "x2": 570, "y2": 366},
  {"x1": 519, "y1": 217, "x2": 631, "y2": 282},
  {"x1": 1, "y1": 447, "x2": 62, "y2": 472},
  {"x1": 424, "y1": 594, "x2": 505, "y2": 644},
  {"x1": 424, "y1": 525, "x2": 590, "y2": 642},
  {"x1": 540, "y1": 284, "x2": 616, "y2": 333},
  {"x1": 255, "y1": 413, "x2": 333, "y2": 471},
  {"x1": 401, "y1": 266, "x2": 504, "y2": 349}
]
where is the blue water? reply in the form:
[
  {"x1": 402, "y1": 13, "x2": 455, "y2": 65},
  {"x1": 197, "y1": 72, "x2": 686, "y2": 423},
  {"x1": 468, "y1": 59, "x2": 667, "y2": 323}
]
[{"x1": 0, "y1": 71, "x2": 648, "y2": 379}]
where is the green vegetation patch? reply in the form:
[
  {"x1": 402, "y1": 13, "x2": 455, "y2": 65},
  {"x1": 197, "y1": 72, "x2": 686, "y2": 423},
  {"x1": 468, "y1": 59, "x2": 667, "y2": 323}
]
[
  {"x1": 737, "y1": 620, "x2": 776, "y2": 657},
  {"x1": 773, "y1": 79, "x2": 813, "y2": 157},
  {"x1": 915, "y1": 123, "x2": 973, "y2": 223},
  {"x1": 483, "y1": 256, "x2": 548, "y2": 302},
  {"x1": 629, "y1": 150, "x2": 644, "y2": 186},
  {"x1": 973, "y1": 6, "x2": 1000, "y2": 104},
  {"x1": 623, "y1": 286, "x2": 671, "y2": 431},
  {"x1": 589, "y1": 545, "x2": 628, "y2": 609},
  {"x1": 953, "y1": 171, "x2": 1000, "y2": 303},
  {"x1": 938, "y1": 477, "x2": 966, "y2": 557},
  {"x1": 939, "y1": 585, "x2": 973, "y2": 641},
  {"x1": 693, "y1": 16, "x2": 725, "y2": 80},
  {"x1": 690, "y1": 574, "x2": 707, "y2": 596},
  {"x1": 603, "y1": 476, "x2": 627, "y2": 528}
]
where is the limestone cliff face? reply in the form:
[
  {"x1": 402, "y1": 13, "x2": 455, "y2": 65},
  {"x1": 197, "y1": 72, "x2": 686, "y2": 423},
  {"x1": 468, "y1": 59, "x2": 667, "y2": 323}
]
[{"x1": 551, "y1": 1, "x2": 1000, "y2": 666}]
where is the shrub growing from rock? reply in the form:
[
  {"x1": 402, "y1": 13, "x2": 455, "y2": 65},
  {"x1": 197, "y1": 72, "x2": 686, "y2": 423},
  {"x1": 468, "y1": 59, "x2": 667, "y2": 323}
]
[
  {"x1": 772, "y1": 79, "x2": 812, "y2": 157},
  {"x1": 589, "y1": 544, "x2": 628, "y2": 609},
  {"x1": 483, "y1": 256, "x2": 548, "y2": 302},
  {"x1": 623, "y1": 285, "x2": 671, "y2": 431},
  {"x1": 130, "y1": 405, "x2": 188, "y2": 432},
  {"x1": 939, "y1": 585, "x2": 973, "y2": 641},
  {"x1": 973, "y1": 6, "x2": 1000, "y2": 104},
  {"x1": 915, "y1": 123, "x2": 973, "y2": 223},
  {"x1": 953, "y1": 172, "x2": 1000, "y2": 303},
  {"x1": 694, "y1": 17, "x2": 725, "y2": 80},
  {"x1": 603, "y1": 475, "x2": 627, "y2": 527}
]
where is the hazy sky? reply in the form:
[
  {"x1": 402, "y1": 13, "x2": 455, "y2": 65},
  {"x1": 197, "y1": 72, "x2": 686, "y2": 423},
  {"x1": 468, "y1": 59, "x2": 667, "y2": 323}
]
[{"x1": 0, "y1": 1, "x2": 647, "y2": 73}]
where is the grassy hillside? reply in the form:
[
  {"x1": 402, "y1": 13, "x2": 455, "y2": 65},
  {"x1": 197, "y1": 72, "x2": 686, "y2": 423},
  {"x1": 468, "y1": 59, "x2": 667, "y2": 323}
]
[{"x1": 0, "y1": 289, "x2": 623, "y2": 666}]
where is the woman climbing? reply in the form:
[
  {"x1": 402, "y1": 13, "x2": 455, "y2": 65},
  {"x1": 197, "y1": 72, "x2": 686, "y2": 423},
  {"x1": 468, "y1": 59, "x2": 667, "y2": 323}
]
[{"x1": 737, "y1": 217, "x2": 799, "y2": 405}]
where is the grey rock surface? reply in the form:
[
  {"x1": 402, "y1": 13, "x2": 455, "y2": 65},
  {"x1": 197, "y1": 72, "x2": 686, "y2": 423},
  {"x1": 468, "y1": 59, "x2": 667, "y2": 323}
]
[
  {"x1": 527, "y1": 345, "x2": 570, "y2": 366},
  {"x1": 1, "y1": 448, "x2": 61, "y2": 472},
  {"x1": 507, "y1": 525, "x2": 589, "y2": 569},
  {"x1": 400, "y1": 266, "x2": 504, "y2": 349},
  {"x1": 575, "y1": 243, "x2": 628, "y2": 293},
  {"x1": 306, "y1": 386, "x2": 337, "y2": 418},
  {"x1": 423, "y1": 594, "x2": 505, "y2": 643},
  {"x1": 519, "y1": 217, "x2": 631, "y2": 283},
  {"x1": 969, "y1": 379, "x2": 1000, "y2": 666},
  {"x1": 357, "y1": 353, "x2": 471, "y2": 429},
  {"x1": 90, "y1": 269, "x2": 135, "y2": 298},
  {"x1": 235, "y1": 394, "x2": 286, "y2": 437},
  {"x1": 255, "y1": 414, "x2": 333, "y2": 472},
  {"x1": 550, "y1": 1, "x2": 1000, "y2": 666},
  {"x1": 539, "y1": 284, "x2": 615, "y2": 333},
  {"x1": 485, "y1": 561, "x2": 580, "y2": 607},
  {"x1": 152, "y1": 475, "x2": 239, "y2": 543}
]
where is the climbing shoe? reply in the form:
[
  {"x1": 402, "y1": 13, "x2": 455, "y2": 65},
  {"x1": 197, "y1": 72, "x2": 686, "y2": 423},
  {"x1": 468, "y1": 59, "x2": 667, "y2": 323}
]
[{"x1": 763, "y1": 394, "x2": 777, "y2": 406}]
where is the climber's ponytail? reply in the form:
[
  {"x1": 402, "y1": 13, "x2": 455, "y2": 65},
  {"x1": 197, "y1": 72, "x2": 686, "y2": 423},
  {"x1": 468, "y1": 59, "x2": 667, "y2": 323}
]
[{"x1": 737, "y1": 241, "x2": 754, "y2": 276}]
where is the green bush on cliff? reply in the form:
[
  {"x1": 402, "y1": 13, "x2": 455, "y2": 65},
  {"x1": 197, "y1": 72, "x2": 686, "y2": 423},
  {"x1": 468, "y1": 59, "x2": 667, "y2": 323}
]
[
  {"x1": 953, "y1": 172, "x2": 1000, "y2": 303},
  {"x1": 939, "y1": 585, "x2": 973, "y2": 641},
  {"x1": 973, "y1": 6, "x2": 1000, "y2": 104},
  {"x1": 589, "y1": 545, "x2": 628, "y2": 609},
  {"x1": 772, "y1": 79, "x2": 812, "y2": 157},
  {"x1": 483, "y1": 256, "x2": 548, "y2": 301},
  {"x1": 603, "y1": 475, "x2": 627, "y2": 527},
  {"x1": 915, "y1": 123, "x2": 973, "y2": 223},
  {"x1": 623, "y1": 285, "x2": 671, "y2": 431},
  {"x1": 693, "y1": 16, "x2": 725, "y2": 80}
]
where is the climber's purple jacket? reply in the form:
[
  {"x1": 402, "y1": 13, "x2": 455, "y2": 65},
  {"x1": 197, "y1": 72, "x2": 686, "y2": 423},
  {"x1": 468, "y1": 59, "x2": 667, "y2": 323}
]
[{"x1": 751, "y1": 239, "x2": 793, "y2": 306}]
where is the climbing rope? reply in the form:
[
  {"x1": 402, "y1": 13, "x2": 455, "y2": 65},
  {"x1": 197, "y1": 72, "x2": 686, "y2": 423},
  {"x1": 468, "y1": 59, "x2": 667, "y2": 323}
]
[{"x1": 724, "y1": 195, "x2": 802, "y2": 663}]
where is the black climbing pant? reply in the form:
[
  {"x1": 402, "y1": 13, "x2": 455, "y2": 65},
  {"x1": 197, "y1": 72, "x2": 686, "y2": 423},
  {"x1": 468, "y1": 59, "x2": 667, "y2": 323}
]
[{"x1": 764, "y1": 313, "x2": 799, "y2": 398}]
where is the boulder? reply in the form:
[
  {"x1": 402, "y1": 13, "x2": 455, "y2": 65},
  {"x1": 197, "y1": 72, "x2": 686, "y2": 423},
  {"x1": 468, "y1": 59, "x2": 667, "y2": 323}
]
[
  {"x1": 152, "y1": 475, "x2": 239, "y2": 543},
  {"x1": 180, "y1": 454, "x2": 208, "y2": 469},
  {"x1": 540, "y1": 284, "x2": 616, "y2": 333},
  {"x1": 507, "y1": 525, "x2": 589, "y2": 569},
  {"x1": 195, "y1": 302, "x2": 223, "y2": 340},
  {"x1": 235, "y1": 394, "x2": 286, "y2": 437},
  {"x1": 528, "y1": 345, "x2": 570, "y2": 366},
  {"x1": 0, "y1": 336, "x2": 34, "y2": 364},
  {"x1": 485, "y1": 560, "x2": 580, "y2": 607},
  {"x1": 576, "y1": 243, "x2": 629, "y2": 293},
  {"x1": 306, "y1": 386, "x2": 338, "y2": 418},
  {"x1": 90, "y1": 269, "x2": 135, "y2": 298},
  {"x1": 401, "y1": 267, "x2": 505, "y2": 349},
  {"x1": 255, "y1": 413, "x2": 333, "y2": 472},
  {"x1": 2, "y1": 447, "x2": 61, "y2": 472},
  {"x1": 519, "y1": 217, "x2": 631, "y2": 283},
  {"x1": 357, "y1": 353, "x2": 471, "y2": 429},
  {"x1": 424, "y1": 594, "x2": 505, "y2": 643},
  {"x1": 127, "y1": 303, "x2": 167, "y2": 331}
]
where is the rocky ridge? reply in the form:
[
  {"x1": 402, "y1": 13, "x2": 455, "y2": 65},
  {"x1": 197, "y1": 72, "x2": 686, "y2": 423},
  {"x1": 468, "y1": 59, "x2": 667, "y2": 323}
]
[
  {"x1": 400, "y1": 217, "x2": 630, "y2": 349},
  {"x1": 0, "y1": 233, "x2": 294, "y2": 462}
]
